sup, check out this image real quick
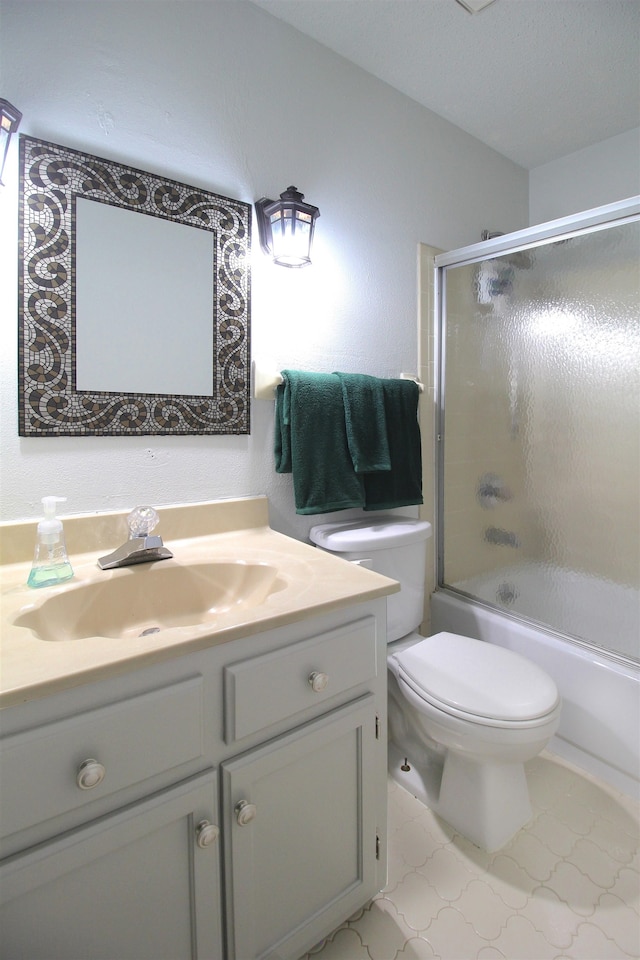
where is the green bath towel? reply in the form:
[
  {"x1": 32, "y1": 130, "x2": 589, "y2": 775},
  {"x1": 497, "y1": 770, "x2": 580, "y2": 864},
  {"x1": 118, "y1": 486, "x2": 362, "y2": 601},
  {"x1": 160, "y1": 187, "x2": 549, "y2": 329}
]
[
  {"x1": 363, "y1": 378, "x2": 423, "y2": 510},
  {"x1": 275, "y1": 370, "x2": 366, "y2": 515},
  {"x1": 333, "y1": 372, "x2": 391, "y2": 473}
]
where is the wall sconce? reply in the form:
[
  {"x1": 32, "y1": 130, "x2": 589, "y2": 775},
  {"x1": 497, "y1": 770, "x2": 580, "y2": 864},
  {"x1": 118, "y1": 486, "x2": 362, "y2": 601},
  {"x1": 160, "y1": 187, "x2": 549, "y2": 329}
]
[
  {"x1": 255, "y1": 186, "x2": 320, "y2": 267},
  {"x1": 0, "y1": 99, "x2": 22, "y2": 187}
]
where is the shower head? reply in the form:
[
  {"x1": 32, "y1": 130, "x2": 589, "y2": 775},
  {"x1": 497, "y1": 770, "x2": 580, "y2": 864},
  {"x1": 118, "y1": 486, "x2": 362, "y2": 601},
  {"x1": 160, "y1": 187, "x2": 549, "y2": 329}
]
[{"x1": 481, "y1": 231, "x2": 532, "y2": 269}]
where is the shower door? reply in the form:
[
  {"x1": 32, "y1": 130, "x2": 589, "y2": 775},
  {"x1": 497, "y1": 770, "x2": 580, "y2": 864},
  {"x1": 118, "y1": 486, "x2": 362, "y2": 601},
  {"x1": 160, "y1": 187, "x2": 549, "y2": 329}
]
[{"x1": 436, "y1": 198, "x2": 640, "y2": 663}]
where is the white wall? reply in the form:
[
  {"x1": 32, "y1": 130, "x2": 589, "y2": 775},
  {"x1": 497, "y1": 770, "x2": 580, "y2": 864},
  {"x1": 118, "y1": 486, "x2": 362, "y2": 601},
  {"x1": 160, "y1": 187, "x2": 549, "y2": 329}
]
[
  {"x1": 0, "y1": 0, "x2": 529, "y2": 538},
  {"x1": 529, "y1": 127, "x2": 640, "y2": 226}
]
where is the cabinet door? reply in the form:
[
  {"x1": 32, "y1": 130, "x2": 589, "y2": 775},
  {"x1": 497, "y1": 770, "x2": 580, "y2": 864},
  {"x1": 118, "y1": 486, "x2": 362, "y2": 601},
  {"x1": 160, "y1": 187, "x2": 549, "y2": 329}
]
[
  {"x1": 222, "y1": 696, "x2": 379, "y2": 960},
  {"x1": 0, "y1": 772, "x2": 222, "y2": 960}
]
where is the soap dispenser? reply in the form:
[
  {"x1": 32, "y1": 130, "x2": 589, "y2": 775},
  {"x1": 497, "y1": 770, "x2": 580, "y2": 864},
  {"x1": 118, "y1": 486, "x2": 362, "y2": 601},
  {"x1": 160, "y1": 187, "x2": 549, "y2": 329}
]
[{"x1": 27, "y1": 496, "x2": 74, "y2": 588}]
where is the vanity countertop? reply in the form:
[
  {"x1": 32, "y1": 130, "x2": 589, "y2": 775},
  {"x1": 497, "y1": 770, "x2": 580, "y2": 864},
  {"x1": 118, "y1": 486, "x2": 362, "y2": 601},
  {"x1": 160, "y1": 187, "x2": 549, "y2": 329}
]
[{"x1": 0, "y1": 497, "x2": 399, "y2": 709}]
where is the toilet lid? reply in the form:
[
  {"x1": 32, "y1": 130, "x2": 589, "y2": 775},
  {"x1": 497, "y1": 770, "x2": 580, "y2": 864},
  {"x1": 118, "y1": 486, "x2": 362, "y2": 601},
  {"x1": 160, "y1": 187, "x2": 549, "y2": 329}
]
[{"x1": 394, "y1": 632, "x2": 560, "y2": 721}]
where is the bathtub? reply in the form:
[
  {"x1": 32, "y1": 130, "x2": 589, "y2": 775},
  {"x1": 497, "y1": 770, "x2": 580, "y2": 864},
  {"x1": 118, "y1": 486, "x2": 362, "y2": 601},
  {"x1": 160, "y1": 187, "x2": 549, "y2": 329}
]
[
  {"x1": 453, "y1": 561, "x2": 639, "y2": 662},
  {"x1": 431, "y1": 586, "x2": 640, "y2": 799}
]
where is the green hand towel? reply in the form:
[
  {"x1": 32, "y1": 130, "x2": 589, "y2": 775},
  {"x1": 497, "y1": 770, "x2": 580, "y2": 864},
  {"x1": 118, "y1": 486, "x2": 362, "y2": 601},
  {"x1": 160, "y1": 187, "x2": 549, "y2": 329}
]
[
  {"x1": 333, "y1": 372, "x2": 391, "y2": 473},
  {"x1": 274, "y1": 381, "x2": 292, "y2": 474},
  {"x1": 364, "y1": 378, "x2": 423, "y2": 510},
  {"x1": 275, "y1": 370, "x2": 365, "y2": 515}
]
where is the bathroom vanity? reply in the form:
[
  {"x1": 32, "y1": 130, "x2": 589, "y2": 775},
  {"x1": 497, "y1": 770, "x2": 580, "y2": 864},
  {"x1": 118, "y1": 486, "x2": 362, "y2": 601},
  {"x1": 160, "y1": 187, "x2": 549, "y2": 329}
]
[{"x1": 0, "y1": 497, "x2": 398, "y2": 960}]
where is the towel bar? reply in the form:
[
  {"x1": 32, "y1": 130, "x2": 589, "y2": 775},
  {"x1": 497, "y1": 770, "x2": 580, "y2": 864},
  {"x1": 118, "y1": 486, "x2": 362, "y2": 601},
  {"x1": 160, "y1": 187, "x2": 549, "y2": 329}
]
[
  {"x1": 399, "y1": 373, "x2": 425, "y2": 392},
  {"x1": 252, "y1": 363, "x2": 424, "y2": 400}
]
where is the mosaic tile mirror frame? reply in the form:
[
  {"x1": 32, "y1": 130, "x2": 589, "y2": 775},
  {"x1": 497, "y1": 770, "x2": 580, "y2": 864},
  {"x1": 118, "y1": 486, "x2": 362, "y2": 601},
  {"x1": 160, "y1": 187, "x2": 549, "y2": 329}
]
[{"x1": 18, "y1": 135, "x2": 251, "y2": 436}]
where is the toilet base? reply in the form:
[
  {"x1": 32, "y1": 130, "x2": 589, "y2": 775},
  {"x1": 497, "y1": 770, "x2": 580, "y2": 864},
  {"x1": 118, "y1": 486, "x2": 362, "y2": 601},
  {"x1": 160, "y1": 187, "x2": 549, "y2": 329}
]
[
  {"x1": 438, "y1": 749, "x2": 532, "y2": 851},
  {"x1": 388, "y1": 741, "x2": 443, "y2": 809},
  {"x1": 388, "y1": 742, "x2": 532, "y2": 851}
]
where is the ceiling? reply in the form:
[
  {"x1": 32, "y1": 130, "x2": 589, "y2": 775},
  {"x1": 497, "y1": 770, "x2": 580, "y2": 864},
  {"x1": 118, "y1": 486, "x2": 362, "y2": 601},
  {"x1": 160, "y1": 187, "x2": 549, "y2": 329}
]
[{"x1": 250, "y1": 0, "x2": 640, "y2": 169}]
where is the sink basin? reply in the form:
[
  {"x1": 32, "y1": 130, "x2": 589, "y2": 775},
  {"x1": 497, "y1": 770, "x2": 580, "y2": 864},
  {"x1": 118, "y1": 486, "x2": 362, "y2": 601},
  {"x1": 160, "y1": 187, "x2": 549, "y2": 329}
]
[{"x1": 13, "y1": 561, "x2": 282, "y2": 641}]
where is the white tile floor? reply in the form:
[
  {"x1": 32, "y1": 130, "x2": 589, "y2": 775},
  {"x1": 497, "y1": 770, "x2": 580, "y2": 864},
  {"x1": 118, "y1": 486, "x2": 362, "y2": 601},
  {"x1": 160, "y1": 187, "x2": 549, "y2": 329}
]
[{"x1": 302, "y1": 753, "x2": 640, "y2": 960}]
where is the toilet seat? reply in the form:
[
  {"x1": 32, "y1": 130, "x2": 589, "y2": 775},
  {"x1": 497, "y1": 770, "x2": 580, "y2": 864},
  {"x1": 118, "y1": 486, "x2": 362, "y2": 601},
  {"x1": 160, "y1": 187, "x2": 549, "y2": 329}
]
[
  {"x1": 393, "y1": 631, "x2": 560, "y2": 728},
  {"x1": 396, "y1": 667, "x2": 561, "y2": 729}
]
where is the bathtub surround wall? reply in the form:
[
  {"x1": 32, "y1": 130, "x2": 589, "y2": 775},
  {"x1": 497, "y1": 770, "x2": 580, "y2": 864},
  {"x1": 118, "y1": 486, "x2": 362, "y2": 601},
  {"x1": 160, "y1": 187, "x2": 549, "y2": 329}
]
[{"x1": 1, "y1": 0, "x2": 530, "y2": 534}]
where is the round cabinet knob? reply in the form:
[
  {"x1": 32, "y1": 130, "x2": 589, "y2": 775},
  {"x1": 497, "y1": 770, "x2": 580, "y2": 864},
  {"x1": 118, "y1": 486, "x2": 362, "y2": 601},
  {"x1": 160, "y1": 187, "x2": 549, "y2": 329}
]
[
  {"x1": 195, "y1": 820, "x2": 220, "y2": 849},
  {"x1": 235, "y1": 799, "x2": 257, "y2": 826},
  {"x1": 308, "y1": 671, "x2": 329, "y2": 693},
  {"x1": 76, "y1": 759, "x2": 106, "y2": 791}
]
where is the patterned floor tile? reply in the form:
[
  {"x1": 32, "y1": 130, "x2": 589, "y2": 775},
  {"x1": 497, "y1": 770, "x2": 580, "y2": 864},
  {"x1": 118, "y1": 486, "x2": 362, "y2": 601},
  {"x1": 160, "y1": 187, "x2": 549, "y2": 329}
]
[
  {"x1": 607, "y1": 864, "x2": 640, "y2": 906},
  {"x1": 422, "y1": 904, "x2": 494, "y2": 960},
  {"x1": 388, "y1": 779, "x2": 425, "y2": 823},
  {"x1": 306, "y1": 927, "x2": 369, "y2": 959},
  {"x1": 518, "y1": 886, "x2": 582, "y2": 950},
  {"x1": 448, "y1": 832, "x2": 495, "y2": 874},
  {"x1": 547, "y1": 792, "x2": 599, "y2": 837},
  {"x1": 385, "y1": 841, "x2": 424, "y2": 895},
  {"x1": 414, "y1": 845, "x2": 477, "y2": 902},
  {"x1": 451, "y1": 878, "x2": 514, "y2": 940},
  {"x1": 544, "y1": 860, "x2": 604, "y2": 917},
  {"x1": 392, "y1": 816, "x2": 445, "y2": 869},
  {"x1": 488, "y1": 914, "x2": 557, "y2": 959},
  {"x1": 526, "y1": 810, "x2": 578, "y2": 858},
  {"x1": 595, "y1": 893, "x2": 640, "y2": 957},
  {"x1": 562, "y1": 919, "x2": 631, "y2": 959},
  {"x1": 500, "y1": 830, "x2": 561, "y2": 883},
  {"x1": 569, "y1": 778, "x2": 640, "y2": 840},
  {"x1": 526, "y1": 756, "x2": 581, "y2": 808},
  {"x1": 569, "y1": 836, "x2": 625, "y2": 888},
  {"x1": 627, "y1": 846, "x2": 640, "y2": 872},
  {"x1": 299, "y1": 757, "x2": 639, "y2": 960},
  {"x1": 395, "y1": 935, "x2": 438, "y2": 959},
  {"x1": 388, "y1": 870, "x2": 449, "y2": 933},
  {"x1": 584, "y1": 812, "x2": 640, "y2": 863},
  {"x1": 351, "y1": 897, "x2": 417, "y2": 960},
  {"x1": 413, "y1": 807, "x2": 457, "y2": 848},
  {"x1": 482, "y1": 853, "x2": 538, "y2": 910}
]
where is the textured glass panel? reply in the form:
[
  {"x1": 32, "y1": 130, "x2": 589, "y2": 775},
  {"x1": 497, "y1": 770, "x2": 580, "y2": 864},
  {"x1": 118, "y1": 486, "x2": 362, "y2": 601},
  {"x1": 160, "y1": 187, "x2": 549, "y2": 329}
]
[{"x1": 441, "y1": 220, "x2": 640, "y2": 662}]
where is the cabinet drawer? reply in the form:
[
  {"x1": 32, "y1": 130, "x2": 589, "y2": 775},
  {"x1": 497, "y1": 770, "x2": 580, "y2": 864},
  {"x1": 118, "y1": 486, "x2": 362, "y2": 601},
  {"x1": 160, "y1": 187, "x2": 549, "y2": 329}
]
[
  {"x1": 0, "y1": 676, "x2": 204, "y2": 839},
  {"x1": 224, "y1": 617, "x2": 377, "y2": 743}
]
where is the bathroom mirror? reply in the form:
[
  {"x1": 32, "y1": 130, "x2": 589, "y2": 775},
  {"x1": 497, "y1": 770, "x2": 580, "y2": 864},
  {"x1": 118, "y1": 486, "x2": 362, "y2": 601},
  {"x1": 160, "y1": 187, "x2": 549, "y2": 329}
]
[{"x1": 18, "y1": 136, "x2": 251, "y2": 436}]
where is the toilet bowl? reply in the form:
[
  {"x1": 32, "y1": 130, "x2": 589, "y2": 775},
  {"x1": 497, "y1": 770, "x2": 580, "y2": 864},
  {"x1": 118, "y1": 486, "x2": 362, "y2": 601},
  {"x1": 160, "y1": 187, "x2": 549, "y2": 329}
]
[
  {"x1": 309, "y1": 517, "x2": 562, "y2": 851},
  {"x1": 388, "y1": 631, "x2": 561, "y2": 850}
]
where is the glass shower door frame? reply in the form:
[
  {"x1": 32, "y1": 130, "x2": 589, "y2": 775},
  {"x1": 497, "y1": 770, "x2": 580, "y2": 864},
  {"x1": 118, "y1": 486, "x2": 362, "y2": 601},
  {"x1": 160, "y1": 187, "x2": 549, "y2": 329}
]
[{"x1": 434, "y1": 194, "x2": 640, "y2": 592}]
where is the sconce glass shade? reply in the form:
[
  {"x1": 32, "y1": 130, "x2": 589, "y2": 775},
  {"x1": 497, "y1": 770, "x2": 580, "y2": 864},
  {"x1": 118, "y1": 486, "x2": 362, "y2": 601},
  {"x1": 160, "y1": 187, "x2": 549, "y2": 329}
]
[
  {"x1": 255, "y1": 186, "x2": 320, "y2": 267},
  {"x1": 0, "y1": 99, "x2": 22, "y2": 187}
]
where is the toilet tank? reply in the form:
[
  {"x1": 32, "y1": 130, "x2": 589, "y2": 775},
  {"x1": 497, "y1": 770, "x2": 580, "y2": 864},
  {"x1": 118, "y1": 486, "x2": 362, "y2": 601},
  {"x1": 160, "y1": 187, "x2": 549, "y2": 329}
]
[{"x1": 309, "y1": 517, "x2": 432, "y2": 642}]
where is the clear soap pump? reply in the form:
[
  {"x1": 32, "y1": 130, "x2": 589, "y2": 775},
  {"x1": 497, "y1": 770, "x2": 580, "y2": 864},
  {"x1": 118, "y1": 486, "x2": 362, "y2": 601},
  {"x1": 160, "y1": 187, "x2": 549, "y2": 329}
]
[{"x1": 27, "y1": 496, "x2": 74, "y2": 588}]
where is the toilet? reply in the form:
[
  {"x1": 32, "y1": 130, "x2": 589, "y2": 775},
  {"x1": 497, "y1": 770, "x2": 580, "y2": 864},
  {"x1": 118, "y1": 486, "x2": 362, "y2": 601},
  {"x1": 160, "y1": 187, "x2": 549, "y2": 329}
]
[{"x1": 309, "y1": 517, "x2": 561, "y2": 851}]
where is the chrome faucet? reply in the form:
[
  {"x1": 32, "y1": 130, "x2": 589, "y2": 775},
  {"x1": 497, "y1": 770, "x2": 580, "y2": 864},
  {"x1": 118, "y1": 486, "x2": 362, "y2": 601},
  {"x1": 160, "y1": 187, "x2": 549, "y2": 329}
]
[{"x1": 98, "y1": 506, "x2": 174, "y2": 570}]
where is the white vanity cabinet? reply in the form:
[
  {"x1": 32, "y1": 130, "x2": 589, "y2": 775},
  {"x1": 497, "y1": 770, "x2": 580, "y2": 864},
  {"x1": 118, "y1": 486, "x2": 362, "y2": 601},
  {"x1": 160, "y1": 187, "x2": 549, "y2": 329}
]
[
  {"x1": 222, "y1": 615, "x2": 381, "y2": 960},
  {"x1": 0, "y1": 677, "x2": 223, "y2": 960},
  {"x1": 0, "y1": 600, "x2": 388, "y2": 960},
  {"x1": 222, "y1": 697, "x2": 378, "y2": 960},
  {"x1": 0, "y1": 772, "x2": 222, "y2": 960}
]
